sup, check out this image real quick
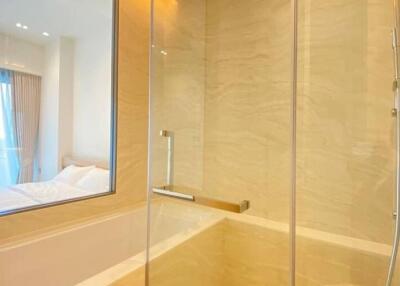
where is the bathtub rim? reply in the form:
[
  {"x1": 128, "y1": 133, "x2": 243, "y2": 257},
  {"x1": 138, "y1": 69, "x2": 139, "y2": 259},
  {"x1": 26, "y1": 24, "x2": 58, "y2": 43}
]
[
  {"x1": 0, "y1": 200, "x2": 150, "y2": 250},
  {"x1": 2, "y1": 197, "x2": 393, "y2": 255}
]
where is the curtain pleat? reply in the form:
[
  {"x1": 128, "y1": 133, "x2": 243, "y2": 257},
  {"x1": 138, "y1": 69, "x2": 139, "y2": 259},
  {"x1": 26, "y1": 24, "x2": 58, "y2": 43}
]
[{"x1": 11, "y1": 71, "x2": 41, "y2": 184}]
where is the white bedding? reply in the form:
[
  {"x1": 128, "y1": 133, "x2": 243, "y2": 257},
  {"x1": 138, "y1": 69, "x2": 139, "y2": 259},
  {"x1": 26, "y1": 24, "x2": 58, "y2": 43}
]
[
  {"x1": 0, "y1": 180, "x2": 106, "y2": 214},
  {"x1": 0, "y1": 188, "x2": 39, "y2": 213}
]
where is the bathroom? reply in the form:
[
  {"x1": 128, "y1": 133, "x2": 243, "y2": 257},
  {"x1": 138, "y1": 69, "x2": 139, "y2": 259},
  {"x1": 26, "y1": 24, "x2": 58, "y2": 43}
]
[{"x1": 0, "y1": 0, "x2": 399, "y2": 285}]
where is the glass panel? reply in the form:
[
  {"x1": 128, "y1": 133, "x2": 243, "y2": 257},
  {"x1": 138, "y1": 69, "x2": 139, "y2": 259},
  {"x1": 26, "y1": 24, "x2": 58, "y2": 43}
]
[
  {"x1": 296, "y1": 1, "x2": 395, "y2": 284},
  {"x1": 148, "y1": 0, "x2": 292, "y2": 285}
]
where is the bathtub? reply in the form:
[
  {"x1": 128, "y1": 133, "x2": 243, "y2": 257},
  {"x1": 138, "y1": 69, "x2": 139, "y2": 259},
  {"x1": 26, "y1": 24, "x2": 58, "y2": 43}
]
[
  {"x1": 79, "y1": 200, "x2": 394, "y2": 286},
  {"x1": 0, "y1": 200, "x2": 222, "y2": 286},
  {"x1": 0, "y1": 199, "x2": 394, "y2": 286}
]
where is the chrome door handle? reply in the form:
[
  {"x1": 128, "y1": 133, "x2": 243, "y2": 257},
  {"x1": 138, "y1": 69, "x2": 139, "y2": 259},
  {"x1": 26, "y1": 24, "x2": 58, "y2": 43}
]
[{"x1": 160, "y1": 130, "x2": 174, "y2": 189}]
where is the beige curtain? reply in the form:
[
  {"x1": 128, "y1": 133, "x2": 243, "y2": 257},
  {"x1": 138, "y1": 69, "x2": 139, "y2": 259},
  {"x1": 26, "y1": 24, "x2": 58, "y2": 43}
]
[{"x1": 11, "y1": 71, "x2": 41, "y2": 184}]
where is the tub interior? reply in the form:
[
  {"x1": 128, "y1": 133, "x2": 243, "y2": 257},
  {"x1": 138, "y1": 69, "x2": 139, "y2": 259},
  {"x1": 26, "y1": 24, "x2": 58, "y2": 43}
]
[
  {"x1": 109, "y1": 217, "x2": 393, "y2": 286},
  {"x1": 0, "y1": 201, "x2": 216, "y2": 286},
  {"x1": 78, "y1": 200, "x2": 395, "y2": 286}
]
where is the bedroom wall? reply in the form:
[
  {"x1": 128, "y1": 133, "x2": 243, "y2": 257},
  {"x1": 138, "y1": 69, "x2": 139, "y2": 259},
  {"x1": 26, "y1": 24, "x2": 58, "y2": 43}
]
[
  {"x1": 38, "y1": 40, "x2": 60, "y2": 181},
  {"x1": 58, "y1": 38, "x2": 75, "y2": 171},
  {"x1": 72, "y1": 21, "x2": 112, "y2": 161},
  {"x1": 40, "y1": 27, "x2": 112, "y2": 179},
  {"x1": 38, "y1": 37, "x2": 74, "y2": 181},
  {"x1": 0, "y1": 33, "x2": 44, "y2": 75},
  {"x1": 0, "y1": 0, "x2": 150, "y2": 245}
]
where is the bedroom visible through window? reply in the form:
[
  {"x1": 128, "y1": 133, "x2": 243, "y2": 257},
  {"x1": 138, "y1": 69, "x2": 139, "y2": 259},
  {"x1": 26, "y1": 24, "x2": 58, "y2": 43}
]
[{"x1": 0, "y1": 0, "x2": 116, "y2": 215}]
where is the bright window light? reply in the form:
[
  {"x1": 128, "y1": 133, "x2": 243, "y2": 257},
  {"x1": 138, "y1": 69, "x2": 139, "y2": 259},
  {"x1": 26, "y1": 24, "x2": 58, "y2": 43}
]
[{"x1": 0, "y1": 83, "x2": 5, "y2": 139}]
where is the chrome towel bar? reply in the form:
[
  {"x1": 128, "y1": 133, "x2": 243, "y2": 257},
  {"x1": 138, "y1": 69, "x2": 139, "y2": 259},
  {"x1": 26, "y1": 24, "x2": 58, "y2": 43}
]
[
  {"x1": 153, "y1": 187, "x2": 194, "y2": 201},
  {"x1": 152, "y1": 187, "x2": 250, "y2": 213}
]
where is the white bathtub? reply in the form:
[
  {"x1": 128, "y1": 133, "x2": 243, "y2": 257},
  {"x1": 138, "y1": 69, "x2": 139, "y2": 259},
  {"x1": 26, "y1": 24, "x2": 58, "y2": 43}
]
[
  {"x1": 2, "y1": 199, "x2": 390, "y2": 286},
  {"x1": 0, "y1": 201, "x2": 221, "y2": 286}
]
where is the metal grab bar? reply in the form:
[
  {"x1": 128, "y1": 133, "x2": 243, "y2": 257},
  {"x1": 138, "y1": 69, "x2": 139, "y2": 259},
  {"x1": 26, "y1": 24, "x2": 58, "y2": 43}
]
[
  {"x1": 386, "y1": 88, "x2": 400, "y2": 286},
  {"x1": 153, "y1": 187, "x2": 194, "y2": 201},
  {"x1": 386, "y1": 7, "x2": 400, "y2": 283},
  {"x1": 153, "y1": 187, "x2": 250, "y2": 213}
]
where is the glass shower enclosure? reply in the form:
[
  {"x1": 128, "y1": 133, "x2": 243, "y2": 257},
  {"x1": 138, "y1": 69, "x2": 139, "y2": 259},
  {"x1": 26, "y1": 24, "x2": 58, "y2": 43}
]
[{"x1": 146, "y1": 0, "x2": 400, "y2": 285}]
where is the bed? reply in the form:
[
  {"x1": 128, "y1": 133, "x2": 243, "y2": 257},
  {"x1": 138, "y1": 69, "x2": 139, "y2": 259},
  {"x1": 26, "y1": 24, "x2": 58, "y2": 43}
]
[{"x1": 0, "y1": 157, "x2": 110, "y2": 214}]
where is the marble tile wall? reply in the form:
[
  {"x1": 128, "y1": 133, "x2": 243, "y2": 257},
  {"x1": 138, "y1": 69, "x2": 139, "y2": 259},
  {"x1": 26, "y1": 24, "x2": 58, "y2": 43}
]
[
  {"x1": 112, "y1": 221, "x2": 225, "y2": 286},
  {"x1": 296, "y1": 235, "x2": 389, "y2": 286},
  {"x1": 222, "y1": 219, "x2": 289, "y2": 286},
  {"x1": 226, "y1": 219, "x2": 390, "y2": 286},
  {"x1": 203, "y1": 0, "x2": 395, "y2": 244},
  {"x1": 202, "y1": 0, "x2": 292, "y2": 222},
  {"x1": 152, "y1": 0, "x2": 395, "y2": 245},
  {"x1": 297, "y1": 0, "x2": 395, "y2": 244}
]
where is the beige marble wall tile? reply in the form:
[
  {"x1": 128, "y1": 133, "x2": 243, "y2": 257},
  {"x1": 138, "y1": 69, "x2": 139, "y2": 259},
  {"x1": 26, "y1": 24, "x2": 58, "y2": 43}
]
[
  {"x1": 112, "y1": 265, "x2": 145, "y2": 286},
  {"x1": 203, "y1": 0, "x2": 292, "y2": 221},
  {"x1": 297, "y1": 0, "x2": 395, "y2": 244},
  {"x1": 0, "y1": 0, "x2": 150, "y2": 245},
  {"x1": 202, "y1": 0, "x2": 395, "y2": 246},
  {"x1": 150, "y1": 0, "x2": 395, "y2": 249},
  {"x1": 226, "y1": 219, "x2": 388, "y2": 286},
  {"x1": 113, "y1": 222, "x2": 225, "y2": 286},
  {"x1": 223, "y1": 219, "x2": 289, "y2": 286},
  {"x1": 296, "y1": 236, "x2": 388, "y2": 286}
]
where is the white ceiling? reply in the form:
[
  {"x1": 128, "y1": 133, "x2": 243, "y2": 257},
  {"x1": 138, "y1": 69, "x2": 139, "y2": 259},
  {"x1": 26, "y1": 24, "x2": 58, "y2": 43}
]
[{"x1": 0, "y1": 0, "x2": 113, "y2": 46}]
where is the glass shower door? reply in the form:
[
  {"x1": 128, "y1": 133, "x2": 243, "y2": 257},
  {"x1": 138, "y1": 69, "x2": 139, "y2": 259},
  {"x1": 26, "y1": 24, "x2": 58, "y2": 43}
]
[
  {"x1": 147, "y1": 0, "x2": 293, "y2": 285},
  {"x1": 145, "y1": 0, "x2": 400, "y2": 285},
  {"x1": 296, "y1": 0, "x2": 396, "y2": 284}
]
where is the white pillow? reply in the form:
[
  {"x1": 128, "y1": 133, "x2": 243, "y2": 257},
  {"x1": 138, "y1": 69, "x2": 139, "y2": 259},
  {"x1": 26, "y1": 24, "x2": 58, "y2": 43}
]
[
  {"x1": 75, "y1": 168, "x2": 110, "y2": 192},
  {"x1": 53, "y1": 165, "x2": 95, "y2": 185}
]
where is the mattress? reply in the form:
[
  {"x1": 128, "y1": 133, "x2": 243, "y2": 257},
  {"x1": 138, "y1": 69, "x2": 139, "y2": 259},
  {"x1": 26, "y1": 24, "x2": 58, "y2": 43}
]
[{"x1": 0, "y1": 180, "x2": 105, "y2": 214}]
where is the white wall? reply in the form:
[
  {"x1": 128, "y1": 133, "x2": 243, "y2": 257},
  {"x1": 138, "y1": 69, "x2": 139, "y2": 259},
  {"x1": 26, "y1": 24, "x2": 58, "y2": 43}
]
[
  {"x1": 58, "y1": 38, "x2": 74, "y2": 167},
  {"x1": 38, "y1": 37, "x2": 74, "y2": 180},
  {"x1": 0, "y1": 33, "x2": 44, "y2": 75},
  {"x1": 72, "y1": 26, "x2": 111, "y2": 160},
  {"x1": 38, "y1": 31, "x2": 111, "y2": 181},
  {"x1": 38, "y1": 40, "x2": 60, "y2": 180}
]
